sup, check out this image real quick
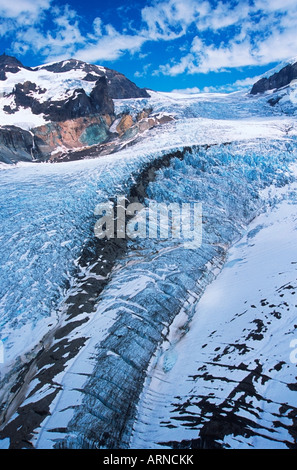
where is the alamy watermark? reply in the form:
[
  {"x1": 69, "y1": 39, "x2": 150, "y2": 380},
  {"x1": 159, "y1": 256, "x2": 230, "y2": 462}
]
[{"x1": 94, "y1": 196, "x2": 202, "y2": 249}]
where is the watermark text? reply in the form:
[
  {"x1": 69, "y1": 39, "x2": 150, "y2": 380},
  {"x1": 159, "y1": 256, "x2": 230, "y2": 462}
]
[{"x1": 94, "y1": 196, "x2": 202, "y2": 249}]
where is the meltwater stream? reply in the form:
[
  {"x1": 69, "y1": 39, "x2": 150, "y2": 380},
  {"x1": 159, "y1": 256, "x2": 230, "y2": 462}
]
[{"x1": 0, "y1": 136, "x2": 297, "y2": 448}]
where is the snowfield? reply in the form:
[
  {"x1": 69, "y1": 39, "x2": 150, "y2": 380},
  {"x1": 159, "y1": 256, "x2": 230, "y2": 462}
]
[
  {"x1": 0, "y1": 82, "x2": 297, "y2": 449},
  {"x1": 131, "y1": 171, "x2": 297, "y2": 449}
]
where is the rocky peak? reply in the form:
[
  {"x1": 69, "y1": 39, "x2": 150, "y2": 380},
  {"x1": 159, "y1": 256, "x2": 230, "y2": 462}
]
[
  {"x1": 37, "y1": 59, "x2": 89, "y2": 73},
  {"x1": 11, "y1": 80, "x2": 114, "y2": 122},
  {"x1": 104, "y1": 68, "x2": 149, "y2": 99},
  {"x1": 250, "y1": 61, "x2": 297, "y2": 94},
  {"x1": 0, "y1": 53, "x2": 24, "y2": 69},
  {"x1": 38, "y1": 58, "x2": 150, "y2": 99},
  {"x1": 0, "y1": 53, "x2": 31, "y2": 81}
]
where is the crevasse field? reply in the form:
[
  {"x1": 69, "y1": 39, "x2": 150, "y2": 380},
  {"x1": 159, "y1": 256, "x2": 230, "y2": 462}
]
[{"x1": 1, "y1": 88, "x2": 297, "y2": 449}]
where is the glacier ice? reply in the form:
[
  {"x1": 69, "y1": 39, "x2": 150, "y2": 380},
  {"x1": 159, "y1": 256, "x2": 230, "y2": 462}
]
[{"x1": 0, "y1": 91, "x2": 297, "y2": 449}]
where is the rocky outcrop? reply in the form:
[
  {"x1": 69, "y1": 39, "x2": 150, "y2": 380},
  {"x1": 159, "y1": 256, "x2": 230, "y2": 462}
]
[
  {"x1": 0, "y1": 55, "x2": 173, "y2": 164},
  {"x1": 89, "y1": 76, "x2": 115, "y2": 115},
  {"x1": 0, "y1": 107, "x2": 174, "y2": 164},
  {"x1": 104, "y1": 69, "x2": 149, "y2": 99},
  {"x1": 48, "y1": 112, "x2": 175, "y2": 162},
  {"x1": 36, "y1": 58, "x2": 150, "y2": 99},
  {"x1": 7, "y1": 76, "x2": 115, "y2": 122},
  {"x1": 0, "y1": 126, "x2": 44, "y2": 164},
  {"x1": 136, "y1": 107, "x2": 153, "y2": 121},
  {"x1": 116, "y1": 114, "x2": 134, "y2": 136},
  {"x1": 118, "y1": 112, "x2": 174, "y2": 140},
  {"x1": 250, "y1": 61, "x2": 297, "y2": 94},
  {"x1": 0, "y1": 54, "x2": 31, "y2": 81},
  {"x1": 33, "y1": 114, "x2": 114, "y2": 157}
]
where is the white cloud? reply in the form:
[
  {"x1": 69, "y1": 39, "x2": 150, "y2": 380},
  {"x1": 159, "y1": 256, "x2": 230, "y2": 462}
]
[
  {"x1": 171, "y1": 74, "x2": 263, "y2": 94},
  {"x1": 92, "y1": 18, "x2": 103, "y2": 38},
  {"x1": 156, "y1": 53, "x2": 195, "y2": 76},
  {"x1": 254, "y1": 28, "x2": 297, "y2": 64},
  {"x1": 2, "y1": 1, "x2": 150, "y2": 64},
  {"x1": 141, "y1": 0, "x2": 202, "y2": 40},
  {"x1": 0, "y1": 0, "x2": 51, "y2": 23},
  {"x1": 231, "y1": 75, "x2": 263, "y2": 88},
  {"x1": 197, "y1": 0, "x2": 250, "y2": 32},
  {"x1": 154, "y1": 0, "x2": 297, "y2": 76},
  {"x1": 253, "y1": 0, "x2": 297, "y2": 13},
  {"x1": 10, "y1": 4, "x2": 85, "y2": 61},
  {"x1": 134, "y1": 63, "x2": 152, "y2": 78},
  {"x1": 157, "y1": 37, "x2": 258, "y2": 76},
  {"x1": 1, "y1": 0, "x2": 297, "y2": 76},
  {"x1": 75, "y1": 33, "x2": 146, "y2": 63},
  {"x1": 194, "y1": 39, "x2": 258, "y2": 73}
]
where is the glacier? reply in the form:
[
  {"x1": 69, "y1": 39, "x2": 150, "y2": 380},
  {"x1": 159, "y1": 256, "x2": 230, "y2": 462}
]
[{"x1": 0, "y1": 89, "x2": 297, "y2": 449}]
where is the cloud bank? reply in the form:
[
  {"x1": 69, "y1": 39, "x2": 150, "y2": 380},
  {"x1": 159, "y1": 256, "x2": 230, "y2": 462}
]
[{"x1": 0, "y1": 0, "x2": 296, "y2": 79}]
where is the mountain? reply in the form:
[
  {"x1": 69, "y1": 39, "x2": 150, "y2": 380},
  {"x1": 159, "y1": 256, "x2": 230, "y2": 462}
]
[
  {"x1": 0, "y1": 55, "x2": 149, "y2": 123},
  {"x1": 2, "y1": 54, "x2": 297, "y2": 165},
  {"x1": 0, "y1": 53, "x2": 32, "y2": 81},
  {"x1": 0, "y1": 55, "x2": 176, "y2": 164},
  {"x1": 37, "y1": 58, "x2": 150, "y2": 99},
  {"x1": 250, "y1": 59, "x2": 297, "y2": 94}
]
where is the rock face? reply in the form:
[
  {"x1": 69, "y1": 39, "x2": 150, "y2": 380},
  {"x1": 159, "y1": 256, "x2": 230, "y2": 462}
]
[
  {"x1": 89, "y1": 77, "x2": 115, "y2": 115},
  {"x1": 116, "y1": 114, "x2": 134, "y2": 136},
  {"x1": 34, "y1": 58, "x2": 150, "y2": 99},
  {"x1": 104, "y1": 69, "x2": 149, "y2": 99},
  {"x1": 7, "y1": 76, "x2": 114, "y2": 122},
  {"x1": 0, "y1": 54, "x2": 31, "y2": 81},
  {"x1": 250, "y1": 61, "x2": 297, "y2": 94},
  {"x1": 0, "y1": 55, "x2": 148, "y2": 122},
  {"x1": 0, "y1": 55, "x2": 176, "y2": 164},
  {"x1": 0, "y1": 126, "x2": 44, "y2": 164},
  {"x1": 33, "y1": 115, "x2": 113, "y2": 157}
]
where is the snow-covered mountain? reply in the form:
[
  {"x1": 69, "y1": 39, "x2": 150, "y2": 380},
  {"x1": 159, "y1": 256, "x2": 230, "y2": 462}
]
[
  {"x1": 1, "y1": 55, "x2": 297, "y2": 166},
  {"x1": 251, "y1": 57, "x2": 297, "y2": 94},
  {"x1": 0, "y1": 54, "x2": 149, "y2": 120},
  {"x1": 0, "y1": 54, "x2": 168, "y2": 164},
  {"x1": 0, "y1": 56, "x2": 297, "y2": 449}
]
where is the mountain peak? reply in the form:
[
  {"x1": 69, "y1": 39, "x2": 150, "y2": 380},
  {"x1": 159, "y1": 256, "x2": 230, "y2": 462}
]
[
  {"x1": 36, "y1": 58, "x2": 112, "y2": 77},
  {"x1": 0, "y1": 53, "x2": 32, "y2": 81},
  {"x1": 36, "y1": 58, "x2": 91, "y2": 74},
  {"x1": 250, "y1": 58, "x2": 297, "y2": 94},
  {"x1": 35, "y1": 57, "x2": 149, "y2": 99},
  {"x1": 0, "y1": 53, "x2": 24, "y2": 68}
]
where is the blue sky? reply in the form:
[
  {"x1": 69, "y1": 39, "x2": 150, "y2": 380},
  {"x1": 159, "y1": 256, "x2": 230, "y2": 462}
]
[{"x1": 0, "y1": 0, "x2": 297, "y2": 93}]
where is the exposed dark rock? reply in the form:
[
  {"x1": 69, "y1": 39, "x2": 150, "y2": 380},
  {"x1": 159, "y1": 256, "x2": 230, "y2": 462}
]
[
  {"x1": 0, "y1": 53, "x2": 32, "y2": 81},
  {"x1": 10, "y1": 76, "x2": 114, "y2": 122},
  {"x1": 250, "y1": 62, "x2": 297, "y2": 94},
  {"x1": 13, "y1": 81, "x2": 42, "y2": 111},
  {"x1": 104, "y1": 68, "x2": 150, "y2": 99},
  {"x1": 3, "y1": 105, "x2": 15, "y2": 114},
  {"x1": 89, "y1": 76, "x2": 114, "y2": 115},
  {"x1": 38, "y1": 58, "x2": 150, "y2": 99},
  {"x1": 38, "y1": 58, "x2": 106, "y2": 75},
  {"x1": 83, "y1": 73, "x2": 98, "y2": 82},
  {"x1": 0, "y1": 126, "x2": 44, "y2": 164}
]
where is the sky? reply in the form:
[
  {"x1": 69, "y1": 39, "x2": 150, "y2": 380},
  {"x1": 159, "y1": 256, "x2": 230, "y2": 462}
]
[{"x1": 0, "y1": 0, "x2": 297, "y2": 93}]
